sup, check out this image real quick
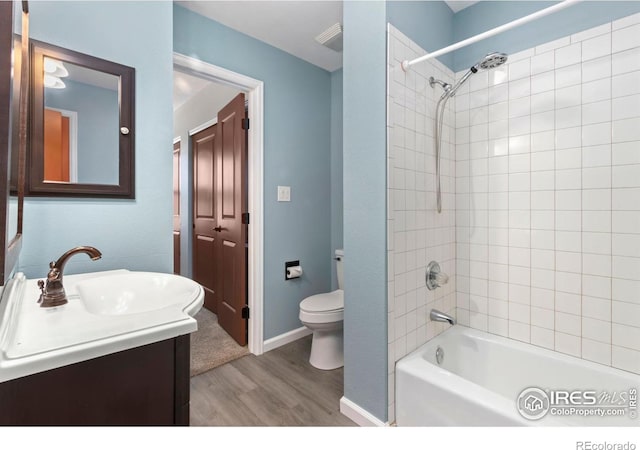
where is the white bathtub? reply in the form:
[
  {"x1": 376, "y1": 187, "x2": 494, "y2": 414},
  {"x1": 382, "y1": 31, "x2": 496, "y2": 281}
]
[{"x1": 396, "y1": 326, "x2": 640, "y2": 426}]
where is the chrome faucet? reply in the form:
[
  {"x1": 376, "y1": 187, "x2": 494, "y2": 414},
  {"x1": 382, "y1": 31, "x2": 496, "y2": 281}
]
[
  {"x1": 37, "y1": 246, "x2": 102, "y2": 307},
  {"x1": 430, "y1": 309, "x2": 456, "y2": 326}
]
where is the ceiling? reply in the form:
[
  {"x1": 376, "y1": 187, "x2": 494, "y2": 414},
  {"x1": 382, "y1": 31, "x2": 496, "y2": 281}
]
[
  {"x1": 176, "y1": 1, "x2": 478, "y2": 73},
  {"x1": 173, "y1": 70, "x2": 211, "y2": 110},
  {"x1": 444, "y1": 1, "x2": 478, "y2": 13},
  {"x1": 177, "y1": 1, "x2": 344, "y2": 72}
]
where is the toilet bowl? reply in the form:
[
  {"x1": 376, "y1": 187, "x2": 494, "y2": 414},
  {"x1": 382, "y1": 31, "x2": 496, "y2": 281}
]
[{"x1": 299, "y1": 249, "x2": 344, "y2": 370}]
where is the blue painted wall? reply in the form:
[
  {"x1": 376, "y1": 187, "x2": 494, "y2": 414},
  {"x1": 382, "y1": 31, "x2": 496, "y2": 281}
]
[
  {"x1": 453, "y1": 1, "x2": 640, "y2": 71},
  {"x1": 18, "y1": 1, "x2": 173, "y2": 278},
  {"x1": 386, "y1": 0, "x2": 454, "y2": 68},
  {"x1": 45, "y1": 80, "x2": 119, "y2": 185},
  {"x1": 343, "y1": 0, "x2": 388, "y2": 423},
  {"x1": 330, "y1": 69, "x2": 343, "y2": 290},
  {"x1": 174, "y1": 5, "x2": 333, "y2": 340}
]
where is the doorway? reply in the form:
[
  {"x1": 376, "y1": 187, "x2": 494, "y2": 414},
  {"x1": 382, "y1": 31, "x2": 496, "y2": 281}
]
[
  {"x1": 192, "y1": 92, "x2": 248, "y2": 345},
  {"x1": 173, "y1": 53, "x2": 264, "y2": 357}
]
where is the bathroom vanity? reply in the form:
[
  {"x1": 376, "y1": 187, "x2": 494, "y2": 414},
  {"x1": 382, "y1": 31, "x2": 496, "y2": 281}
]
[
  {"x1": 0, "y1": 270, "x2": 203, "y2": 426},
  {"x1": 0, "y1": 334, "x2": 190, "y2": 425}
]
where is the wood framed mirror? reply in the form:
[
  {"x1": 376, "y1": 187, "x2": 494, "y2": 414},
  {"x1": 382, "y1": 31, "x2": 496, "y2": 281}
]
[
  {"x1": 0, "y1": 0, "x2": 28, "y2": 285},
  {"x1": 28, "y1": 40, "x2": 135, "y2": 198}
]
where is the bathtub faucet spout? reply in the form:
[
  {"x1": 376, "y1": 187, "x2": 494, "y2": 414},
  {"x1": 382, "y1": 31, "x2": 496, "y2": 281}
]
[{"x1": 430, "y1": 309, "x2": 456, "y2": 325}]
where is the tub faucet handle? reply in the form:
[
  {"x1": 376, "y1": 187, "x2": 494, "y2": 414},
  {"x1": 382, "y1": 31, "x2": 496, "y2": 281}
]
[
  {"x1": 426, "y1": 261, "x2": 449, "y2": 290},
  {"x1": 434, "y1": 271, "x2": 449, "y2": 286},
  {"x1": 37, "y1": 279, "x2": 45, "y2": 303}
]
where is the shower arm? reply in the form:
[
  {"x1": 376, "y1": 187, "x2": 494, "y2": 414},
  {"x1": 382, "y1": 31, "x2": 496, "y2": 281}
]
[{"x1": 429, "y1": 77, "x2": 451, "y2": 93}]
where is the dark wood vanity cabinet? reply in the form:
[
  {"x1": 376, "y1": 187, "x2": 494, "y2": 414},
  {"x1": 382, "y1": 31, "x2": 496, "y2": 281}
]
[{"x1": 0, "y1": 335, "x2": 190, "y2": 426}]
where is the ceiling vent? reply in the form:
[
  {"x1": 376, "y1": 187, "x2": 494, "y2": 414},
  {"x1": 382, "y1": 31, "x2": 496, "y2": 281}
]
[{"x1": 315, "y1": 23, "x2": 343, "y2": 53}]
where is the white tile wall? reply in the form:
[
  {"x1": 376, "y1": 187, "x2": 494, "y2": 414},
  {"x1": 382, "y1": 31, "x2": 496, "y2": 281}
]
[
  {"x1": 386, "y1": 25, "x2": 457, "y2": 423},
  {"x1": 456, "y1": 17, "x2": 640, "y2": 376},
  {"x1": 386, "y1": 14, "x2": 640, "y2": 424}
]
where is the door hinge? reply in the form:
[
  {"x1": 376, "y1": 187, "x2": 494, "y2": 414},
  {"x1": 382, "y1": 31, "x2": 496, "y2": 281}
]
[
  {"x1": 241, "y1": 305, "x2": 250, "y2": 319},
  {"x1": 242, "y1": 212, "x2": 250, "y2": 224},
  {"x1": 242, "y1": 118, "x2": 250, "y2": 130}
]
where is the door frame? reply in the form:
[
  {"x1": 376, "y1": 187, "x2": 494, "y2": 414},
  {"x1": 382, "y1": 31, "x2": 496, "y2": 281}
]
[{"x1": 173, "y1": 52, "x2": 264, "y2": 356}]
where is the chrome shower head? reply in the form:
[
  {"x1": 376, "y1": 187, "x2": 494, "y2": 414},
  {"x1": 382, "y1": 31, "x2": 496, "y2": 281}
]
[
  {"x1": 476, "y1": 52, "x2": 508, "y2": 70},
  {"x1": 444, "y1": 51, "x2": 509, "y2": 98}
]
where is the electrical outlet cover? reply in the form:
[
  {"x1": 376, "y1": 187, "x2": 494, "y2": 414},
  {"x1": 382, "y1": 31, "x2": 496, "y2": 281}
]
[{"x1": 277, "y1": 185, "x2": 291, "y2": 202}]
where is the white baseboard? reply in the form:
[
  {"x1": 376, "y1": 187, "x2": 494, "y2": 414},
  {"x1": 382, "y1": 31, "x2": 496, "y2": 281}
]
[
  {"x1": 263, "y1": 326, "x2": 312, "y2": 353},
  {"x1": 340, "y1": 396, "x2": 388, "y2": 427}
]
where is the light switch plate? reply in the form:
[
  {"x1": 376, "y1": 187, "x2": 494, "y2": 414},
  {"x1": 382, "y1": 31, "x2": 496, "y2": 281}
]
[{"x1": 277, "y1": 185, "x2": 291, "y2": 202}]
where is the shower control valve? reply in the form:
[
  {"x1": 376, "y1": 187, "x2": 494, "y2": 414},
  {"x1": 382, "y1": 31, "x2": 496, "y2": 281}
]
[{"x1": 425, "y1": 261, "x2": 449, "y2": 291}]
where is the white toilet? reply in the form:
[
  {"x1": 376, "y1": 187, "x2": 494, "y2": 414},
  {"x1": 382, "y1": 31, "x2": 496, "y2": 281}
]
[{"x1": 299, "y1": 249, "x2": 344, "y2": 370}]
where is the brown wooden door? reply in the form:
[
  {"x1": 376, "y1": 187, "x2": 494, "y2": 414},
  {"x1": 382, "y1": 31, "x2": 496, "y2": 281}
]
[
  {"x1": 215, "y1": 93, "x2": 248, "y2": 346},
  {"x1": 192, "y1": 124, "x2": 218, "y2": 313},
  {"x1": 173, "y1": 141, "x2": 181, "y2": 275},
  {"x1": 44, "y1": 108, "x2": 70, "y2": 182}
]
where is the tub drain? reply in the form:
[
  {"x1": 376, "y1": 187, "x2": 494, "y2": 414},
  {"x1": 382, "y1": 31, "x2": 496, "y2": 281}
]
[{"x1": 436, "y1": 346, "x2": 444, "y2": 365}]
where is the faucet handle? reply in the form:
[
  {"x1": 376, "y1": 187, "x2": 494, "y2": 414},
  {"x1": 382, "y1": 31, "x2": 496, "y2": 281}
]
[
  {"x1": 434, "y1": 271, "x2": 449, "y2": 286},
  {"x1": 37, "y1": 279, "x2": 45, "y2": 303},
  {"x1": 426, "y1": 261, "x2": 449, "y2": 290}
]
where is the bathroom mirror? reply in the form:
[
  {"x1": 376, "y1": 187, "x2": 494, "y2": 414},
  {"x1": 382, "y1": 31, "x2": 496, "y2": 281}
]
[
  {"x1": 0, "y1": 0, "x2": 28, "y2": 286},
  {"x1": 28, "y1": 40, "x2": 135, "y2": 198}
]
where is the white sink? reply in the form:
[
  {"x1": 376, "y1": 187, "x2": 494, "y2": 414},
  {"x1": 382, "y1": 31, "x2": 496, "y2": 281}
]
[
  {"x1": 0, "y1": 270, "x2": 204, "y2": 383},
  {"x1": 76, "y1": 272, "x2": 202, "y2": 317}
]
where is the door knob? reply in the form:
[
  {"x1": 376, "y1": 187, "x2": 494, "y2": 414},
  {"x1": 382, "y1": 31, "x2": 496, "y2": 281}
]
[{"x1": 213, "y1": 226, "x2": 224, "y2": 232}]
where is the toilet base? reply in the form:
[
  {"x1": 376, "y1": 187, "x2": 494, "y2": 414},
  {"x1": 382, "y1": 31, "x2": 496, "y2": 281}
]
[{"x1": 309, "y1": 327, "x2": 344, "y2": 370}]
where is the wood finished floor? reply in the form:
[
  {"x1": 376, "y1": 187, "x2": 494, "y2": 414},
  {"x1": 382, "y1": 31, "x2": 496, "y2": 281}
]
[{"x1": 190, "y1": 336, "x2": 356, "y2": 426}]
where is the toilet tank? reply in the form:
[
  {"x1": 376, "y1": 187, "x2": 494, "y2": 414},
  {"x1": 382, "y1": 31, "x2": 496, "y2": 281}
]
[{"x1": 335, "y1": 249, "x2": 344, "y2": 290}]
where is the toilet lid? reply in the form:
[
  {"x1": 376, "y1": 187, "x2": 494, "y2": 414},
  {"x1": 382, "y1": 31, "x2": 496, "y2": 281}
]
[{"x1": 300, "y1": 289, "x2": 344, "y2": 313}]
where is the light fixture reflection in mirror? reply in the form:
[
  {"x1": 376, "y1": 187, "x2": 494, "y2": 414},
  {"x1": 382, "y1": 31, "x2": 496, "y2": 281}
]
[
  {"x1": 43, "y1": 57, "x2": 67, "y2": 89},
  {"x1": 43, "y1": 57, "x2": 68, "y2": 77},
  {"x1": 43, "y1": 74, "x2": 64, "y2": 89}
]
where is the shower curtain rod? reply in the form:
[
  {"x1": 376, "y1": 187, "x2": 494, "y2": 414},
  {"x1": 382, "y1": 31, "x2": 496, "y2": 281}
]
[{"x1": 401, "y1": 0, "x2": 581, "y2": 72}]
